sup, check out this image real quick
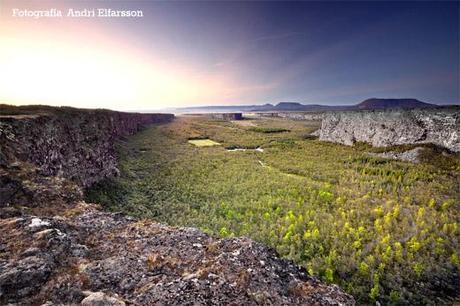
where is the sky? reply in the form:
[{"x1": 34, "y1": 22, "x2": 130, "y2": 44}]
[{"x1": 0, "y1": 0, "x2": 458, "y2": 111}]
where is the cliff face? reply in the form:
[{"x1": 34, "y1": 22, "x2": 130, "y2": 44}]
[
  {"x1": 0, "y1": 106, "x2": 354, "y2": 305},
  {"x1": 188, "y1": 113, "x2": 243, "y2": 121},
  {"x1": 0, "y1": 108, "x2": 174, "y2": 193},
  {"x1": 318, "y1": 107, "x2": 460, "y2": 152},
  {"x1": 209, "y1": 112, "x2": 243, "y2": 120}
]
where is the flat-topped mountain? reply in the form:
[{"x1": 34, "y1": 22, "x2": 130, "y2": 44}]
[
  {"x1": 356, "y1": 98, "x2": 436, "y2": 110},
  {"x1": 273, "y1": 102, "x2": 305, "y2": 110},
  {"x1": 266, "y1": 98, "x2": 437, "y2": 112}
]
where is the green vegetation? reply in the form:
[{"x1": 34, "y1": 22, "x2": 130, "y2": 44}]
[
  {"x1": 86, "y1": 116, "x2": 459, "y2": 304},
  {"x1": 248, "y1": 126, "x2": 290, "y2": 133}
]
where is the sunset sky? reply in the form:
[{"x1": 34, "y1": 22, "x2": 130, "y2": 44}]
[{"x1": 0, "y1": 1, "x2": 458, "y2": 111}]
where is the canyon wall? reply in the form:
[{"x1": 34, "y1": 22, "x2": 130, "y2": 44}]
[
  {"x1": 186, "y1": 112, "x2": 243, "y2": 120},
  {"x1": 209, "y1": 112, "x2": 243, "y2": 120},
  {"x1": 0, "y1": 108, "x2": 174, "y2": 188},
  {"x1": 316, "y1": 107, "x2": 460, "y2": 152}
]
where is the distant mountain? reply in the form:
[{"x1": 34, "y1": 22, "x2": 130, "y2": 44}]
[
  {"x1": 168, "y1": 98, "x2": 438, "y2": 113},
  {"x1": 356, "y1": 98, "x2": 436, "y2": 110},
  {"x1": 273, "y1": 102, "x2": 304, "y2": 110},
  {"x1": 254, "y1": 98, "x2": 436, "y2": 112}
]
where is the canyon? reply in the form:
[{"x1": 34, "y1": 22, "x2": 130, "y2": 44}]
[{"x1": 0, "y1": 105, "x2": 354, "y2": 305}]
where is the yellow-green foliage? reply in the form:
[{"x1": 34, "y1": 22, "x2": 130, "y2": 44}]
[{"x1": 86, "y1": 116, "x2": 460, "y2": 304}]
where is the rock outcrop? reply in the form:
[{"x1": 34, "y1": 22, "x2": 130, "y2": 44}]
[
  {"x1": 318, "y1": 107, "x2": 460, "y2": 152},
  {"x1": 0, "y1": 105, "x2": 354, "y2": 305},
  {"x1": 0, "y1": 204, "x2": 354, "y2": 305}
]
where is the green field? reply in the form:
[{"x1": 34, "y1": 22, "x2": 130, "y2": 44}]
[{"x1": 86, "y1": 116, "x2": 459, "y2": 304}]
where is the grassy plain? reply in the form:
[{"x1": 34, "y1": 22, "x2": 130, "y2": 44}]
[{"x1": 86, "y1": 116, "x2": 459, "y2": 304}]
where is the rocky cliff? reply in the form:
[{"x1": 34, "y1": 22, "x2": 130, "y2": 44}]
[
  {"x1": 0, "y1": 107, "x2": 174, "y2": 210},
  {"x1": 0, "y1": 107, "x2": 174, "y2": 188},
  {"x1": 318, "y1": 107, "x2": 460, "y2": 152},
  {"x1": 0, "y1": 105, "x2": 354, "y2": 305}
]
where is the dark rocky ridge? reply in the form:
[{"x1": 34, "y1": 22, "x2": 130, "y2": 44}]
[
  {"x1": 0, "y1": 107, "x2": 174, "y2": 189},
  {"x1": 0, "y1": 105, "x2": 354, "y2": 305}
]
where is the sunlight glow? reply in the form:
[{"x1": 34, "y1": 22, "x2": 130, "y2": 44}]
[
  {"x1": 0, "y1": 30, "x2": 209, "y2": 110},
  {"x1": 0, "y1": 22, "x2": 215, "y2": 110},
  {"x1": 0, "y1": 18, "x2": 276, "y2": 110}
]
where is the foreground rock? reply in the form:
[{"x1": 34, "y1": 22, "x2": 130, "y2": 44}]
[
  {"x1": 0, "y1": 204, "x2": 354, "y2": 305},
  {"x1": 318, "y1": 107, "x2": 460, "y2": 152}
]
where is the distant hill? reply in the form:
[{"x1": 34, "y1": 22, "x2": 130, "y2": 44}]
[
  {"x1": 252, "y1": 98, "x2": 436, "y2": 112},
  {"x1": 356, "y1": 98, "x2": 436, "y2": 110},
  {"x1": 273, "y1": 102, "x2": 304, "y2": 110},
  {"x1": 165, "y1": 98, "x2": 439, "y2": 113}
]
